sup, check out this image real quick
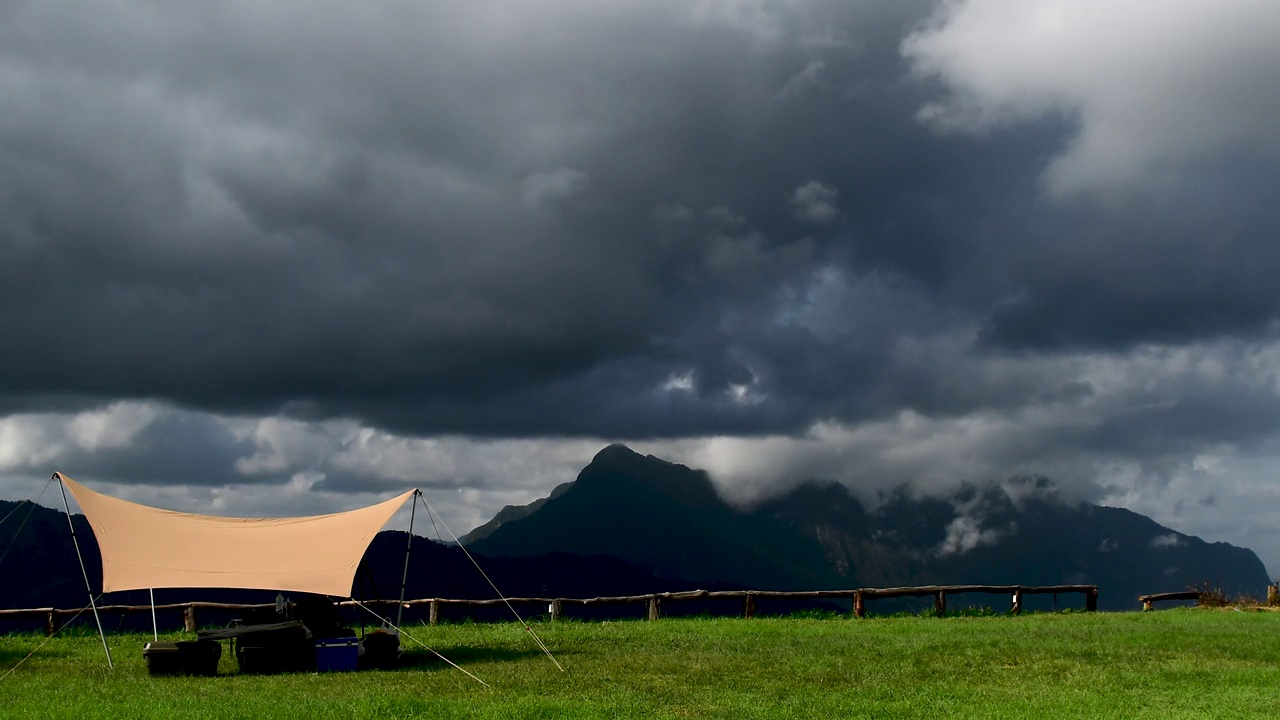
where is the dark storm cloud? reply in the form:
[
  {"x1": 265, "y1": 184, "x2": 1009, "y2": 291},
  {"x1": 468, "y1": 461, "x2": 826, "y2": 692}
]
[
  {"x1": 66, "y1": 414, "x2": 253, "y2": 487},
  {"x1": 0, "y1": 0, "x2": 936, "y2": 432},
  {"x1": 979, "y1": 169, "x2": 1280, "y2": 350},
  {"x1": 2, "y1": 0, "x2": 1280, "y2": 454}
]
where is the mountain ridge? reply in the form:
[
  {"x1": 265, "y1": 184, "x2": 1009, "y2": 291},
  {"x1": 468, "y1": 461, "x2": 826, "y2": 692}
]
[{"x1": 464, "y1": 444, "x2": 1272, "y2": 610}]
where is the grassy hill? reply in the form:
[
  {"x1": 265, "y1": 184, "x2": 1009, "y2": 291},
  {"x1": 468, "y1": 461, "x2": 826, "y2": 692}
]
[{"x1": 3, "y1": 609, "x2": 1280, "y2": 718}]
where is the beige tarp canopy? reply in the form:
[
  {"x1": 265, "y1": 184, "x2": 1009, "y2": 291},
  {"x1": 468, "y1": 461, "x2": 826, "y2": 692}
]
[{"x1": 54, "y1": 473, "x2": 414, "y2": 597}]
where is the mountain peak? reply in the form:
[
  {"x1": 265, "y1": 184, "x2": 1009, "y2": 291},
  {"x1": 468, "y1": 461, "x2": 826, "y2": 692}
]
[
  {"x1": 576, "y1": 444, "x2": 722, "y2": 509},
  {"x1": 461, "y1": 443, "x2": 722, "y2": 547},
  {"x1": 593, "y1": 443, "x2": 642, "y2": 462}
]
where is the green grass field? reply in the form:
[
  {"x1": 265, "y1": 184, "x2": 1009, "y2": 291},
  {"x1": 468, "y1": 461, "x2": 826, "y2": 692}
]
[{"x1": 2, "y1": 609, "x2": 1278, "y2": 718}]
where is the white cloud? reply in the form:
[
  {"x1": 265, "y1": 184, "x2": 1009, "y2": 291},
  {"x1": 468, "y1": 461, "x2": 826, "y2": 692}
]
[
  {"x1": 903, "y1": 0, "x2": 1280, "y2": 196},
  {"x1": 656, "y1": 406, "x2": 1100, "y2": 509},
  {"x1": 0, "y1": 415, "x2": 64, "y2": 471},
  {"x1": 1150, "y1": 533, "x2": 1183, "y2": 549},
  {"x1": 67, "y1": 402, "x2": 161, "y2": 451},
  {"x1": 0, "y1": 402, "x2": 161, "y2": 472},
  {"x1": 938, "y1": 515, "x2": 1004, "y2": 556},
  {"x1": 776, "y1": 60, "x2": 826, "y2": 99},
  {"x1": 521, "y1": 167, "x2": 589, "y2": 208},
  {"x1": 789, "y1": 181, "x2": 839, "y2": 223},
  {"x1": 228, "y1": 416, "x2": 348, "y2": 476},
  {"x1": 327, "y1": 432, "x2": 604, "y2": 493},
  {"x1": 685, "y1": 0, "x2": 796, "y2": 43},
  {"x1": 661, "y1": 370, "x2": 695, "y2": 392},
  {"x1": 727, "y1": 381, "x2": 764, "y2": 406}
]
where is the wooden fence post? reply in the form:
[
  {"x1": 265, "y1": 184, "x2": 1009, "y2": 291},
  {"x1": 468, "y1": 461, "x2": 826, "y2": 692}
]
[
  {"x1": 647, "y1": 595, "x2": 661, "y2": 622},
  {"x1": 550, "y1": 599, "x2": 563, "y2": 622},
  {"x1": 428, "y1": 599, "x2": 439, "y2": 626},
  {"x1": 1011, "y1": 588, "x2": 1023, "y2": 616},
  {"x1": 1267, "y1": 583, "x2": 1278, "y2": 607},
  {"x1": 744, "y1": 593, "x2": 756, "y2": 619},
  {"x1": 183, "y1": 605, "x2": 197, "y2": 632},
  {"x1": 854, "y1": 591, "x2": 865, "y2": 618},
  {"x1": 46, "y1": 611, "x2": 56, "y2": 637},
  {"x1": 1086, "y1": 587, "x2": 1098, "y2": 612},
  {"x1": 934, "y1": 591, "x2": 946, "y2": 616}
]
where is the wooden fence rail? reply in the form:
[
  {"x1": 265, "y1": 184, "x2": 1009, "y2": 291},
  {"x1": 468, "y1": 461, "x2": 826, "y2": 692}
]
[
  {"x1": 1136, "y1": 591, "x2": 1201, "y2": 611},
  {"x1": 0, "y1": 584, "x2": 1099, "y2": 635}
]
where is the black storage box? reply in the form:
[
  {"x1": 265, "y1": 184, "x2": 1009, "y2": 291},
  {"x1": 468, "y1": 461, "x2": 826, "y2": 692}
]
[
  {"x1": 234, "y1": 625, "x2": 315, "y2": 675},
  {"x1": 143, "y1": 640, "x2": 221, "y2": 676}
]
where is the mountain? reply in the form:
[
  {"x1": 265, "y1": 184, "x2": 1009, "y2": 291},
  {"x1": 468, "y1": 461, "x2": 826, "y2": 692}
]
[
  {"x1": 0, "y1": 499, "x2": 102, "y2": 611},
  {"x1": 465, "y1": 444, "x2": 835, "y2": 589},
  {"x1": 464, "y1": 445, "x2": 1273, "y2": 611}
]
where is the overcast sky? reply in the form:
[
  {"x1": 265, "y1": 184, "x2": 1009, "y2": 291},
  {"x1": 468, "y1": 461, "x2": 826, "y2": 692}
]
[{"x1": 3, "y1": 1, "x2": 1280, "y2": 577}]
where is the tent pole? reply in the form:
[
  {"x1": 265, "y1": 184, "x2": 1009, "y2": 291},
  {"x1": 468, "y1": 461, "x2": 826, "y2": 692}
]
[
  {"x1": 55, "y1": 475, "x2": 113, "y2": 669},
  {"x1": 149, "y1": 589, "x2": 158, "y2": 641},
  {"x1": 396, "y1": 490, "x2": 420, "y2": 628}
]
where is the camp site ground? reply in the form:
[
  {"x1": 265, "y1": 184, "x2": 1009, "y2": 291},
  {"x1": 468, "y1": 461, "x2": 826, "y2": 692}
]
[{"x1": 4, "y1": 609, "x2": 1280, "y2": 719}]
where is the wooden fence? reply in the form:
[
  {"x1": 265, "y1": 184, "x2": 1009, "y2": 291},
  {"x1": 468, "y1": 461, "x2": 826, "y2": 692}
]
[
  {"x1": 1139, "y1": 582, "x2": 1280, "y2": 610},
  {"x1": 0, "y1": 584, "x2": 1098, "y2": 635}
]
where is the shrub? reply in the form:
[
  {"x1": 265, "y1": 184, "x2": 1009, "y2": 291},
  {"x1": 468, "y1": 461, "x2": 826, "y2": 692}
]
[{"x1": 1191, "y1": 583, "x2": 1229, "y2": 608}]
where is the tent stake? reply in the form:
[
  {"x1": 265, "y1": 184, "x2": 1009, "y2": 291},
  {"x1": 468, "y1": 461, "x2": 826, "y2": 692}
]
[
  {"x1": 55, "y1": 475, "x2": 113, "y2": 669},
  {"x1": 396, "y1": 489, "x2": 420, "y2": 628}
]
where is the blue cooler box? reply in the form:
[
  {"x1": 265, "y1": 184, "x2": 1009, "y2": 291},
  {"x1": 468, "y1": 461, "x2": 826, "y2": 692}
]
[{"x1": 315, "y1": 637, "x2": 359, "y2": 672}]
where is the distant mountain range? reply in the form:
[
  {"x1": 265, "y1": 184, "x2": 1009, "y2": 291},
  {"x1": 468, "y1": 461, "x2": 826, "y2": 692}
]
[
  {"x1": 463, "y1": 444, "x2": 1272, "y2": 611},
  {"x1": 1, "y1": 444, "x2": 1271, "y2": 620}
]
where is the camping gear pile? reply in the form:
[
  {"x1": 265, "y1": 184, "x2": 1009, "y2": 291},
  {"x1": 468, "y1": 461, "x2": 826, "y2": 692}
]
[{"x1": 144, "y1": 595, "x2": 401, "y2": 676}]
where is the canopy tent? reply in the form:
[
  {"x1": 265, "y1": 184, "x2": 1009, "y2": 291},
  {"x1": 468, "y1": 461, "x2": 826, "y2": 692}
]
[
  {"x1": 53, "y1": 473, "x2": 414, "y2": 598},
  {"x1": 7, "y1": 473, "x2": 554, "y2": 680}
]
